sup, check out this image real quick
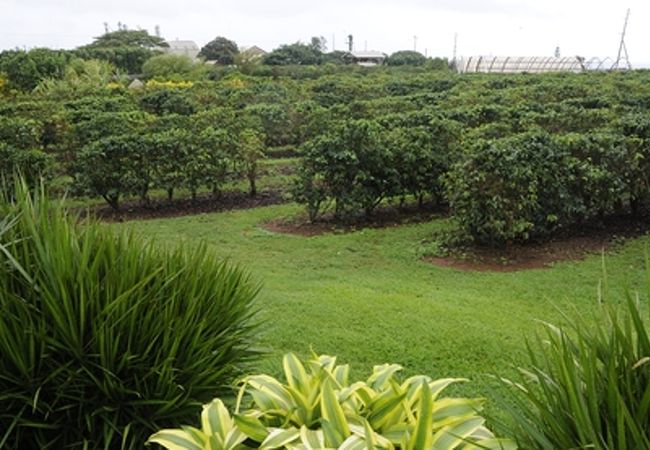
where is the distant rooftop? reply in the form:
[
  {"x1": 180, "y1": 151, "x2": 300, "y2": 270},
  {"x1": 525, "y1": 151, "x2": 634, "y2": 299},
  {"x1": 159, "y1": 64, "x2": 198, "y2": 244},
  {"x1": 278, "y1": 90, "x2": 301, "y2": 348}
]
[
  {"x1": 240, "y1": 45, "x2": 267, "y2": 58},
  {"x1": 165, "y1": 40, "x2": 199, "y2": 50},
  {"x1": 349, "y1": 50, "x2": 386, "y2": 59},
  {"x1": 162, "y1": 39, "x2": 200, "y2": 59}
]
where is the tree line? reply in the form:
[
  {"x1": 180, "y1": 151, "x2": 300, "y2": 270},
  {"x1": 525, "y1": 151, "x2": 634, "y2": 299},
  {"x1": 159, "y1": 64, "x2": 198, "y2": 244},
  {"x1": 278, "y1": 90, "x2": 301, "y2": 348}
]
[{"x1": 0, "y1": 29, "x2": 449, "y2": 93}]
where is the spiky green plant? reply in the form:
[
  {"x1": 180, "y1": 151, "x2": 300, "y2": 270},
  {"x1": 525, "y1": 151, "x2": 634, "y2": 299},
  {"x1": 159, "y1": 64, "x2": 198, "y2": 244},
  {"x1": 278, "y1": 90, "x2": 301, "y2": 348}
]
[
  {"x1": 500, "y1": 285, "x2": 650, "y2": 449},
  {"x1": 149, "y1": 352, "x2": 515, "y2": 449},
  {"x1": 0, "y1": 180, "x2": 261, "y2": 449}
]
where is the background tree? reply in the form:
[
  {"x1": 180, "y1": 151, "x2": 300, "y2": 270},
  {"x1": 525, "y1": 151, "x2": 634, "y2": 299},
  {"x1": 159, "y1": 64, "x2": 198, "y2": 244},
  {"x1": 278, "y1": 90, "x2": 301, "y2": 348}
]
[
  {"x1": 34, "y1": 58, "x2": 116, "y2": 98},
  {"x1": 238, "y1": 129, "x2": 265, "y2": 196},
  {"x1": 386, "y1": 50, "x2": 427, "y2": 66},
  {"x1": 310, "y1": 36, "x2": 327, "y2": 53},
  {"x1": 76, "y1": 29, "x2": 167, "y2": 74},
  {"x1": 234, "y1": 51, "x2": 262, "y2": 74},
  {"x1": 263, "y1": 42, "x2": 323, "y2": 66},
  {"x1": 322, "y1": 50, "x2": 348, "y2": 65},
  {"x1": 0, "y1": 117, "x2": 52, "y2": 190},
  {"x1": 84, "y1": 29, "x2": 166, "y2": 49},
  {"x1": 428, "y1": 57, "x2": 451, "y2": 71},
  {"x1": 142, "y1": 54, "x2": 198, "y2": 78},
  {"x1": 140, "y1": 89, "x2": 196, "y2": 116},
  {"x1": 0, "y1": 48, "x2": 71, "y2": 91},
  {"x1": 198, "y1": 36, "x2": 239, "y2": 64}
]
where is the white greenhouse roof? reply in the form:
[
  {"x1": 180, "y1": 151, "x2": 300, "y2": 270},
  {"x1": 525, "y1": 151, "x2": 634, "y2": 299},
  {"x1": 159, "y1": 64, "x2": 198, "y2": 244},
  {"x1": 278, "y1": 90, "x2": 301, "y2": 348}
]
[{"x1": 457, "y1": 56, "x2": 586, "y2": 73}]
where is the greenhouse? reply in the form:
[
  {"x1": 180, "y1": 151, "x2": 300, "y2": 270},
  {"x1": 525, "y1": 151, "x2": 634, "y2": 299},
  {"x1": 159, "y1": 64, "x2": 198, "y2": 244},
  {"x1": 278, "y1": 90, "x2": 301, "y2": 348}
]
[{"x1": 456, "y1": 55, "x2": 586, "y2": 73}]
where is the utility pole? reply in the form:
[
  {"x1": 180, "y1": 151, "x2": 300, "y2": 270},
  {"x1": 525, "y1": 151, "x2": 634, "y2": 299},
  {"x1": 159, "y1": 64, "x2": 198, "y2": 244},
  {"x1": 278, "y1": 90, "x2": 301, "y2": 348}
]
[
  {"x1": 413, "y1": 35, "x2": 418, "y2": 52},
  {"x1": 613, "y1": 8, "x2": 632, "y2": 70},
  {"x1": 452, "y1": 32, "x2": 458, "y2": 64}
]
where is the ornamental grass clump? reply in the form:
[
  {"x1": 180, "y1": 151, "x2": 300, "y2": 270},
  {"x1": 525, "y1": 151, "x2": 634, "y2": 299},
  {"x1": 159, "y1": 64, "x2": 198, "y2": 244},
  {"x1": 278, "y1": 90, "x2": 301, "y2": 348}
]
[
  {"x1": 0, "y1": 181, "x2": 260, "y2": 449},
  {"x1": 501, "y1": 286, "x2": 650, "y2": 449},
  {"x1": 149, "y1": 352, "x2": 516, "y2": 449}
]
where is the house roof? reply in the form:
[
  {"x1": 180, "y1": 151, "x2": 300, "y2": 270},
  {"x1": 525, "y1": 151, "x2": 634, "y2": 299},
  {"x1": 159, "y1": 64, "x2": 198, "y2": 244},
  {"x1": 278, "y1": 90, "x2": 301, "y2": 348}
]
[
  {"x1": 350, "y1": 51, "x2": 386, "y2": 59},
  {"x1": 241, "y1": 45, "x2": 267, "y2": 56},
  {"x1": 165, "y1": 40, "x2": 199, "y2": 50}
]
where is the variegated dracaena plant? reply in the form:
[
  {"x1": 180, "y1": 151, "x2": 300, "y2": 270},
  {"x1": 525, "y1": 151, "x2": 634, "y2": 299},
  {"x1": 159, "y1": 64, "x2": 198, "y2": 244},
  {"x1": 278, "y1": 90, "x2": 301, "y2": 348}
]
[{"x1": 148, "y1": 352, "x2": 515, "y2": 450}]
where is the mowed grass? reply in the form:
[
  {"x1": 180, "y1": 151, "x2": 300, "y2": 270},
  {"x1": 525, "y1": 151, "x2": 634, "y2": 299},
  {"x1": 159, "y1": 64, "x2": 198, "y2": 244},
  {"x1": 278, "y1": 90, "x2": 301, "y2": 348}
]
[{"x1": 115, "y1": 203, "x2": 650, "y2": 405}]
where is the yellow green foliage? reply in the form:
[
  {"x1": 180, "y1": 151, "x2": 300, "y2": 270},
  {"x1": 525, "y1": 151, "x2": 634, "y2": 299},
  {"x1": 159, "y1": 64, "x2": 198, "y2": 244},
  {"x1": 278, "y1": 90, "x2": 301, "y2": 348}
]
[
  {"x1": 224, "y1": 77, "x2": 246, "y2": 89},
  {"x1": 105, "y1": 81, "x2": 123, "y2": 90},
  {"x1": 146, "y1": 79, "x2": 194, "y2": 89}
]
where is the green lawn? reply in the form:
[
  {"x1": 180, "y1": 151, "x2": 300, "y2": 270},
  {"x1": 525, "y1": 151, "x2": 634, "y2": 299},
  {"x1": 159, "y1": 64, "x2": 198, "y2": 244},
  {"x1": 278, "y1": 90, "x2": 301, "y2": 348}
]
[{"x1": 115, "y1": 203, "x2": 649, "y2": 410}]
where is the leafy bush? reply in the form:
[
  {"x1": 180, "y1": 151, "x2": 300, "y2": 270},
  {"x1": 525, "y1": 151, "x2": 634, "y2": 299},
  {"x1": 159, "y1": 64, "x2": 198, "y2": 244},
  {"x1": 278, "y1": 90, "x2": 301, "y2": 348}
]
[
  {"x1": 444, "y1": 132, "x2": 576, "y2": 245},
  {"x1": 0, "y1": 117, "x2": 53, "y2": 189},
  {"x1": 295, "y1": 119, "x2": 396, "y2": 220},
  {"x1": 142, "y1": 54, "x2": 199, "y2": 79},
  {"x1": 0, "y1": 181, "x2": 261, "y2": 449},
  {"x1": 140, "y1": 88, "x2": 196, "y2": 115},
  {"x1": 501, "y1": 291, "x2": 650, "y2": 449},
  {"x1": 149, "y1": 352, "x2": 515, "y2": 449},
  {"x1": 445, "y1": 128, "x2": 650, "y2": 246},
  {"x1": 386, "y1": 50, "x2": 427, "y2": 67},
  {"x1": 74, "y1": 133, "x2": 146, "y2": 209}
]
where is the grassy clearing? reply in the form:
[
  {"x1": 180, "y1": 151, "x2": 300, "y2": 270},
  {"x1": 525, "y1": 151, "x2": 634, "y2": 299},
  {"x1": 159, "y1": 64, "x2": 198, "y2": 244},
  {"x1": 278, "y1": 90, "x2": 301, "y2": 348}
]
[{"x1": 116, "y1": 204, "x2": 649, "y2": 404}]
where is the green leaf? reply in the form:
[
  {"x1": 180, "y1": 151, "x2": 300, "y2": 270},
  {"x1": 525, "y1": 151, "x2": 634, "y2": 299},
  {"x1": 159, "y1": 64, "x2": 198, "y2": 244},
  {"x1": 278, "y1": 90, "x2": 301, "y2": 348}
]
[
  {"x1": 367, "y1": 364, "x2": 403, "y2": 390},
  {"x1": 431, "y1": 416, "x2": 485, "y2": 450},
  {"x1": 431, "y1": 398, "x2": 483, "y2": 427},
  {"x1": 409, "y1": 380, "x2": 433, "y2": 450},
  {"x1": 339, "y1": 435, "x2": 368, "y2": 450},
  {"x1": 460, "y1": 438, "x2": 518, "y2": 450},
  {"x1": 234, "y1": 412, "x2": 270, "y2": 442},
  {"x1": 201, "y1": 398, "x2": 234, "y2": 439},
  {"x1": 260, "y1": 427, "x2": 301, "y2": 449},
  {"x1": 321, "y1": 419, "x2": 345, "y2": 449},
  {"x1": 223, "y1": 427, "x2": 249, "y2": 450},
  {"x1": 321, "y1": 378, "x2": 350, "y2": 444},
  {"x1": 284, "y1": 353, "x2": 311, "y2": 394},
  {"x1": 299, "y1": 425, "x2": 325, "y2": 449},
  {"x1": 366, "y1": 390, "x2": 408, "y2": 430},
  {"x1": 146, "y1": 429, "x2": 205, "y2": 450}
]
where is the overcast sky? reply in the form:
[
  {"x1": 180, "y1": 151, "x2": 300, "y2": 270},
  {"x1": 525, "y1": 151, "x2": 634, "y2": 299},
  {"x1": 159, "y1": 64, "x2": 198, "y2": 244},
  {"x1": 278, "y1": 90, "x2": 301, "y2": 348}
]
[{"x1": 3, "y1": 0, "x2": 649, "y2": 67}]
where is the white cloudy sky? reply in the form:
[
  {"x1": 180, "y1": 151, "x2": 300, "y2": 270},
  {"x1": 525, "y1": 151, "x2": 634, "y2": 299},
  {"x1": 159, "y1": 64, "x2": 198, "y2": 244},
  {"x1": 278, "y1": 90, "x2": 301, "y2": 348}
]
[{"x1": 2, "y1": 0, "x2": 649, "y2": 66}]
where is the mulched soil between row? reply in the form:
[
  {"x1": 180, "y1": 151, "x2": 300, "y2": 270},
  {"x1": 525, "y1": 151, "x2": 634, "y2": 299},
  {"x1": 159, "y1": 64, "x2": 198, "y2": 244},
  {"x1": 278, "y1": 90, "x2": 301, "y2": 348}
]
[
  {"x1": 429, "y1": 217, "x2": 650, "y2": 272},
  {"x1": 85, "y1": 189, "x2": 287, "y2": 222},
  {"x1": 89, "y1": 193, "x2": 649, "y2": 272},
  {"x1": 263, "y1": 204, "x2": 444, "y2": 237},
  {"x1": 264, "y1": 209, "x2": 650, "y2": 272}
]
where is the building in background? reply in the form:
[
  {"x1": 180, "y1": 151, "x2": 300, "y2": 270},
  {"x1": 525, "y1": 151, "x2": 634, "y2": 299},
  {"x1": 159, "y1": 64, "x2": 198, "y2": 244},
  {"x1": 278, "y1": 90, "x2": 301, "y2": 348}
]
[
  {"x1": 348, "y1": 50, "x2": 387, "y2": 66},
  {"x1": 163, "y1": 40, "x2": 200, "y2": 59},
  {"x1": 240, "y1": 45, "x2": 268, "y2": 60},
  {"x1": 456, "y1": 56, "x2": 586, "y2": 73}
]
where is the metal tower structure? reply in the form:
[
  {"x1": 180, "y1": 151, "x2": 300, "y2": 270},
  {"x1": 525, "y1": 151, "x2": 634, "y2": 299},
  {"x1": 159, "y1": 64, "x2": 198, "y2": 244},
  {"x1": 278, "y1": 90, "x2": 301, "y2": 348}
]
[{"x1": 612, "y1": 9, "x2": 632, "y2": 70}]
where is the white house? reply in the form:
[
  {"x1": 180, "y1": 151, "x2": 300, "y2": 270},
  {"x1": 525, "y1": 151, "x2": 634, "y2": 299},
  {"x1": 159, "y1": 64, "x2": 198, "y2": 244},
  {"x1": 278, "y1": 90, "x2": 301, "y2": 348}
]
[
  {"x1": 163, "y1": 40, "x2": 200, "y2": 60},
  {"x1": 348, "y1": 51, "x2": 387, "y2": 66}
]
